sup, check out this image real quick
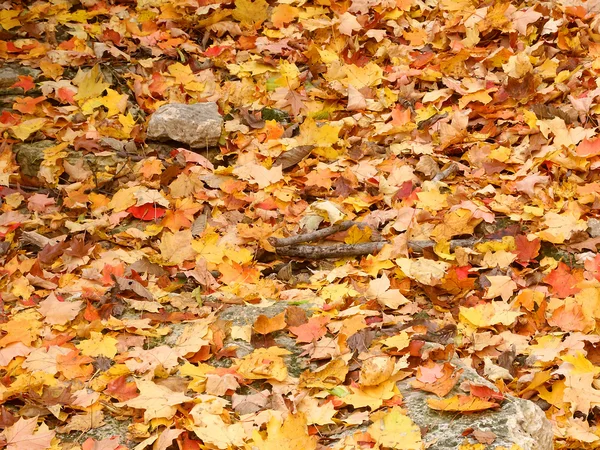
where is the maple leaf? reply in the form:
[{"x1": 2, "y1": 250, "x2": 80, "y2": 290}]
[
  {"x1": 338, "y1": 12, "x2": 361, "y2": 36},
  {"x1": 253, "y1": 312, "x2": 287, "y2": 335},
  {"x1": 412, "y1": 361, "x2": 463, "y2": 397},
  {"x1": 289, "y1": 316, "x2": 329, "y2": 343},
  {"x1": 251, "y1": 413, "x2": 317, "y2": 450},
  {"x1": 299, "y1": 358, "x2": 348, "y2": 389},
  {"x1": 3, "y1": 417, "x2": 55, "y2": 450},
  {"x1": 233, "y1": 0, "x2": 269, "y2": 28},
  {"x1": 427, "y1": 395, "x2": 500, "y2": 412},
  {"x1": 367, "y1": 407, "x2": 422, "y2": 450},
  {"x1": 38, "y1": 293, "x2": 83, "y2": 325},
  {"x1": 544, "y1": 263, "x2": 581, "y2": 298},
  {"x1": 483, "y1": 275, "x2": 517, "y2": 301},
  {"x1": 117, "y1": 380, "x2": 191, "y2": 422}
]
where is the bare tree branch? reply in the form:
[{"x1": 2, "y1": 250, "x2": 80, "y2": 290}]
[{"x1": 274, "y1": 242, "x2": 387, "y2": 259}]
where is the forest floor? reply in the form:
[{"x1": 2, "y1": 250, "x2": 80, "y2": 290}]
[{"x1": 1, "y1": 0, "x2": 600, "y2": 449}]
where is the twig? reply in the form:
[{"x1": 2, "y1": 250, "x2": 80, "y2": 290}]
[
  {"x1": 433, "y1": 163, "x2": 458, "y2": 181},
  {"x1": 269, "y1": 221, "x2": 370, "y2": 247},
  {"x1": 408, "y1": 236, "x2": 504, "y2": 252},
  {"x1": 274, "y1": 242, "x2": 387, "y2": 259}
]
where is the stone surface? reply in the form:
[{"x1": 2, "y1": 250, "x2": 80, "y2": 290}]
[
  {"x1": 146, "y1": 102, "x2": 223, "y2": 148},
  {"x1": 14, "y1": 140, "x2": 127, "y2": 178},
  {"x1": 588, "y1": 218, "x2": 600, "y2": 238},
  {"x1": 398, "y1": 359, "x2": 553, "y2": 450},
  {"x1": 0, "y1": 64, "x2": 40, "y2": 94},
  {"x1": 218, "y1": 302, "x2": 314, "y2": 375}
]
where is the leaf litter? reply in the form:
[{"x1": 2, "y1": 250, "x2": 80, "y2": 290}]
[{"x1": 0, "y1": 0, "x2": 600, "y2": 449}]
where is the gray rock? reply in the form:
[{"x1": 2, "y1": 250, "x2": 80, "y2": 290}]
[
  {"x1": 14, "y1": 140, "x2": 54, "y2": 178},
  {"x1": 0, "y1": 64, "x2": 40, "y2": 94},
  {"x1": 218, "y1": 302, "x2": 314, "y2": 375},
  {"x1": 14, "y1": 140, "x2": 128, "y2": 180},
  {"x1": 146, "y1": 103, "x2": 223, "y2": 148},
  {"x1": 398, "y1": 359, "x2": 553, "y2": 450},
  {"x1": 588, "y1": 218, "x2": 600, "y2": 238}
]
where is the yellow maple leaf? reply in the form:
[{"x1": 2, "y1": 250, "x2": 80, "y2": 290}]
[
  {"x1": 299, "y1": 358, "x2": 349, "y2": 389},
  {"x1": 380, "y1": 331, "x2": 410, "y2": 350},
  {"x1": 236, "y1": 347, "x2": 290, "y2": 381},
  {"x1": 76, "y1": 331, "x2": 118, "y2": 358},
  {"x1": 297, "y1": 117, "x2": 341, "y2": 148},
  {"x1": 344, "y1": 224, "x2": 372, "y2": 244},
  {"x1": 232, "y1": 0, "x2": 269, "y2": 28},
  {"x1": 39, "y1": 142, "x2": 69, "y2": 185},
  {"x1": 159, "y1": 230, "x2": 197, "y2": 265},
  {"x1": 360, "y1": 356, "x2": 395, "y2": 387},
  {"x1": 343, "y1": 62, "x2": 383, "y2": 88},
  {"x1": 251, "y1": 413, "x2": 317, "y2": 450},
  {"x1": 73, "y1": 65, "x2": 110, "y2": 103},
  {"x1": 117, "y1": 380, "x2": 191, "y2": 422},
  {"x1": 343, "y1": 377, "x2": 399, "y2": 410},
  {"x1": 10, "y1": 118, "x2": 47, "y2": 141},
  {"x1": 459, "y1": 302, "x2": 522, "y2": 328},
  {"x1": 271, "y1": 4, "x2": 298, "y2": 28},
  {"x1": 483, "y1": 275, "x2": 517, "y2": 301},
  {"x1": 0, "y1": 316, "x2": 42, "y2": 347},
  {"x1": 368, "y1": 407, "x2": 423, "y2": 450},
  {"x1": 0, "y1": 10, "x2": 21, "y2": 30}
]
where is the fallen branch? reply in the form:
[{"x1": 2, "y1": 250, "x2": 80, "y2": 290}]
[
  {"x1": 269, "y1": 221, "x2": 371, "y2": 247},
  {"x1": 274, "y1": 242, "x2": 387, "y2": 259},
  {"x1": 408, "y1": 236, "x2": 504, "y2": 252}
]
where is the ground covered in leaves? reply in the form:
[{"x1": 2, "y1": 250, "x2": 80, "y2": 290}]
[{"x1": 1, "y1": 0, "x2": 600, "y2": 449}]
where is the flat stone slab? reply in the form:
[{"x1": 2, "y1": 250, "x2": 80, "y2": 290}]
[
  {"x1": 146, "y1": 102, "x2": 223, "y2": 148},
  {"x1": 398, "y1": 359, "x2": 553, "y2": 450}
]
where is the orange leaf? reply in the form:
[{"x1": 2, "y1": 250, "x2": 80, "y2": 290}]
[
  {"x1": 514, "y1": 235, "x2": 540, "y2": 266},
  {"x1": 271, "y1": 4, "x2": 298, "y2": 28},
  {"x1": 289, "y1": 316, "x2": 330, "y2": 343},
  {"x1": 12, "y1": 96, "x2": 46, "y2": 114},
  {"x1": 577, "y1": 137, "x2": 600, "y2": 157},
  {"x1": 253, "y1": 312, "x2": 287, "y2": 335},
  {"x1": 161, "y1": 210, "x2": 192, "y2": 232},
  {"x1": 11, "y1": 75, "x2": 35, "y2": 92},
  {"x1": 427, "y1": 395, "x2": 499, "y2": 412},
  {"x1": 544, "y1": 262, "x2": 581, "y2": 298},
  {"x1": 412, "y1": 362, "x2": 462, "y2": 397},
  {"x1": 548, "y1": 302, "x2": 588, "y2": 332}
]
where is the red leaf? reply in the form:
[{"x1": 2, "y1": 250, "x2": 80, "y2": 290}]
[
  {"x1": 514, "y1": 235, "x2": 540, "y2": 266},
  {"x1": 544, "y1": 262, "x2": 580, "y2": 298},
  {"x1": 11, "y1": 75, "x2": 35, "y2": 92},
  {"x1": 84, "y1": 301, "x2": 101, "y2": 322},
  {"x1": 469, "y1": 384, "x2": 505, "y2": 402},
  {"x1": 289, "y1": 316, "x2": 329, "y2": 343},
  {"x1": 127, "y1": 204, "x2": 166, "y2": 220},
  {"x1": 105, "y1": 375, "x2": 138, "y2": 401},
  {"x1": 203, "y1": 45, "x2": 230, "y2": 57}
]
